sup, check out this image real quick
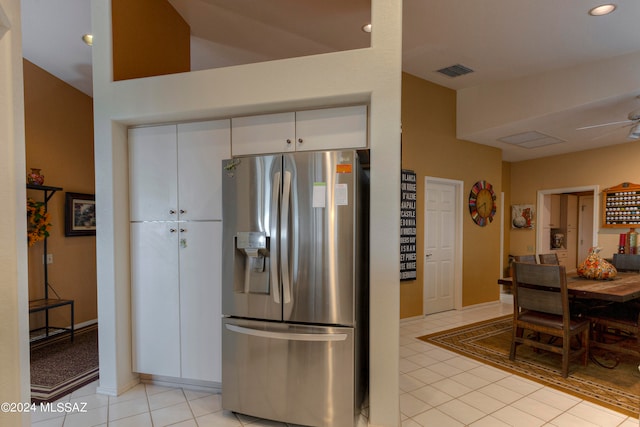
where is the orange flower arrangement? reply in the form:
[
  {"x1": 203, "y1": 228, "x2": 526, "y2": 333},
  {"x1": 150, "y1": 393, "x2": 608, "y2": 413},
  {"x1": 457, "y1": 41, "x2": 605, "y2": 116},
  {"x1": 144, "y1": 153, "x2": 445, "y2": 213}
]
[{"x1": 27, "y1": 198, "x2": 51, "y2": 246}]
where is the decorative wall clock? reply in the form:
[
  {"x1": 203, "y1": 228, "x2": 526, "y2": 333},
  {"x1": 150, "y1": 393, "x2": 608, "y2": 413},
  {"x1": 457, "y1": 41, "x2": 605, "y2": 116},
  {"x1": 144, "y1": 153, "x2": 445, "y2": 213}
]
[{"x1": 469, "y1": 180, "x2": 496, "y2": 226}]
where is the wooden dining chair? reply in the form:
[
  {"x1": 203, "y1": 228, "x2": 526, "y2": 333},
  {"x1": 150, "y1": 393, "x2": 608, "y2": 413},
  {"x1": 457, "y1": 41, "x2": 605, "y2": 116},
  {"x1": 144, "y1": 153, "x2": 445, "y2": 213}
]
[
  {"x1": 514, "y1": 255, "x2": 537, "y2": 264},
  {"x1": 510, "y1": 262, "x2": 590, "y2": 377},
  {"x1": 612, "y1": 253, "x2": 640, "y2": 271},
  {"x1": 538, "y1": 253, "x2": 559, "y2": 265},
  {"x1": 588, "y1": 302, "x2": 640, "y2": 357}
]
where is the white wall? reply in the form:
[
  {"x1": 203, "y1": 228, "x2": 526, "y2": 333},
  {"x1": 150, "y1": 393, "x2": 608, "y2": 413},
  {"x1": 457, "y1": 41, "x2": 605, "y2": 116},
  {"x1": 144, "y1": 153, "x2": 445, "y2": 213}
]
[
  {"x1": 0, "y1": 0, "x2": 32, "y2": 425},
  {"x1": 91, "y1": 0, "x2": 402, "y2": 426}
]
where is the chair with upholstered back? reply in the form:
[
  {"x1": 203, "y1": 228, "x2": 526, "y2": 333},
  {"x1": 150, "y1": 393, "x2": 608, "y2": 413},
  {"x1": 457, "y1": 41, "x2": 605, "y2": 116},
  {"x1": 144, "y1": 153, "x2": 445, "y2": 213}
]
[
  {"x1": 612, "y1": 253, "x2": 640, "y2": 271},
  {"x1": 514, "y1": 255, "x2": 537, "y2": 264},
  {"x1": 538, "y1": 253, "x2": 559, "y2": 265},
  {"x1": 510, "y1": 262, "x2": 590, "y2": 377}
]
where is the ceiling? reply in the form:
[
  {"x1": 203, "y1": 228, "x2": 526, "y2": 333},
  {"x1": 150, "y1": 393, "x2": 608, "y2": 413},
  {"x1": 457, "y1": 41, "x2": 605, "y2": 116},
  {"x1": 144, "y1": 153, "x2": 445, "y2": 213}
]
[{"x1": 20, "y1": 0, "x2": 640, "y2": 162}]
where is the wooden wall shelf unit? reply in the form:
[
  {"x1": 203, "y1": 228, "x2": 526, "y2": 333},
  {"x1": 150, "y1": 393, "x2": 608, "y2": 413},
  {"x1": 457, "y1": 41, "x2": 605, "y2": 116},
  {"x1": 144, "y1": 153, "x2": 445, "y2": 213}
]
[
  {"x1": 602, "y1": 182, "x2": 640, "y2": 228},
  {"x1": 27, "y1": 184, "x2": 74, "y2": 343}
]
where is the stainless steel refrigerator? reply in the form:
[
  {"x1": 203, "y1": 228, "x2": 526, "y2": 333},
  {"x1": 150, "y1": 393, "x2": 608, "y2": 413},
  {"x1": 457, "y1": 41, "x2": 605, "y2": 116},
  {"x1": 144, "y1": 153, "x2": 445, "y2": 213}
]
[{"x1": 221, "y1": 150, "x2": 368, "y2": 427}]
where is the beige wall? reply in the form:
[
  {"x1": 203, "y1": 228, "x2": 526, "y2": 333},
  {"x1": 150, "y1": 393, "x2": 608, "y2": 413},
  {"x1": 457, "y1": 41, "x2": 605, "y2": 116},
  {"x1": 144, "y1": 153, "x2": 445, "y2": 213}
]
[
  {"x1": 510, "y1": 142, "x2": 640, "y2": 258},
  {"x1": 24, "y1": 60, "x2": 97, "y2": 328},
  {"x1": 400, "y1": 73, "x2": 502, "y2": 318},
  {"x1": 501, "y1": 161, "x2": 512, "y2": 276}
]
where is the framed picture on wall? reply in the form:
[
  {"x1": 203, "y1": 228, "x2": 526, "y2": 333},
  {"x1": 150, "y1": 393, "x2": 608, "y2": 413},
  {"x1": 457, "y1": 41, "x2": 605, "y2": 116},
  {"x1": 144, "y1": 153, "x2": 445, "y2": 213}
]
[
  {"x1": 65, "y1": 192, "x2": 96, "y2": 236},
  {"x1": 511, "y1": 204, "x2": 535, "y2": 229}
]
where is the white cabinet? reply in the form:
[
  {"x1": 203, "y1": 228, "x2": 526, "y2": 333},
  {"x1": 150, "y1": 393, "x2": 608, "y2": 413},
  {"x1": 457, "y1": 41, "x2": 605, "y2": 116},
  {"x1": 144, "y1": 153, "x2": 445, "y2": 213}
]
[
  {"x1": 131, "y1": 221, "x2": 222, "y2": 381},
  {"x1": 129, "y1": 120, "x2": 230, "y2": 221},
  {"x1": 129, "y1": 125, "x2": 177, "y2": 222},
  {"x1": 129, "y1": 120, "x2": 229, "y2": 383},
  {"x1": 131, "y1": 222, "x2": 180, "y2": 378},
  {"x1": 179, "y1": 222, "x2": 222, "y2": 382},
  {"x1": 231, "y1": 105, "x2": 367, "y2": 156}
]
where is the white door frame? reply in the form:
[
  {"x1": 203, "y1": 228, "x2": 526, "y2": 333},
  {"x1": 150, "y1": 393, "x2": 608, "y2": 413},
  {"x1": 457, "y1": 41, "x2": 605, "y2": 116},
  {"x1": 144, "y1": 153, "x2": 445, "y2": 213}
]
[
  {"x1": 536, "y1": 185, "x2": 600, "y2": 256},
  {"x1": 424, "y1": 177, "x2": 464, "y2": 313}
]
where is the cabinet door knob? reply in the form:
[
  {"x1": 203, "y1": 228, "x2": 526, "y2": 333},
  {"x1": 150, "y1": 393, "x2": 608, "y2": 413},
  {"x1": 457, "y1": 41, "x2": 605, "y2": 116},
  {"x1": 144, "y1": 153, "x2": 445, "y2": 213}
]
[
  {"x1": 170, "y1": 228, "x2": 177, "y2": 233},
  {"x1": 180, "y1": 228, "x2": 186, "y2": 233},
  {"x1": 298, "y1": 138, "x2": 303, "y2": 144},
  {"x1": 169, "y1": 209, "x2": 176, "y2": 215},
  {"x1": 286, "y1": 139, "x2": 292, "y2": 144},
  {"x1": 180, "y1": 209, "x2": 186, "y2": 214}
]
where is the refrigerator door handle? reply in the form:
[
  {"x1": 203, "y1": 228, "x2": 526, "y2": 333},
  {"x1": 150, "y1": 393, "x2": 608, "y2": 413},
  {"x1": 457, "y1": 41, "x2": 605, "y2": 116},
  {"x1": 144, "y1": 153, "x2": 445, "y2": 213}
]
[
  {"x1": 281, "y1": 170, "x2": 292, "y2": 304},
  {"x1": 271, "y1": 171, "x2": 281, "y2": 304},
  {"x1": 225, "y1": 324, "x2": 347, "y2": 342}
]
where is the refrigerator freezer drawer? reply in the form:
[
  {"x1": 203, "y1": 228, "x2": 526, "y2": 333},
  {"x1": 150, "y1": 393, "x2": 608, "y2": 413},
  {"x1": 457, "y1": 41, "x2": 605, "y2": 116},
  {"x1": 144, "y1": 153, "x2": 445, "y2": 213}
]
[{"x1": 222, "y1": 318, "x2": 360, "y2": 427}]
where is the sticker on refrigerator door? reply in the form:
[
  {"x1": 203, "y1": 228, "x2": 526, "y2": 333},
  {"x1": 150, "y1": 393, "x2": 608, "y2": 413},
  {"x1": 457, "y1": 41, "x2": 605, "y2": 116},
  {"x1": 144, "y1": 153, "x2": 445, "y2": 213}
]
[
  {"x1": 335, "y1": 183, "x2": 348, "y2": 206},
  {"x1": 313, "y1": 182, "x2": 326, "y2": 208},
  {"x1": 336, "y1": 164, "x2": 352, "y2": 174}
]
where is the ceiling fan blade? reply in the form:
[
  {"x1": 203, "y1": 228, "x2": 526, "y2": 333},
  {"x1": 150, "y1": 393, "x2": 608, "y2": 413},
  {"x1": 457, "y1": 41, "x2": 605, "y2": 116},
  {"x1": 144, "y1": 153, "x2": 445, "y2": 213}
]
[
  {"x1": 576, "y1": 119, "x2": 633, "y2": 131},
  {"x1": 589, "y1": 122, "x2": 637, "y2": 141}
]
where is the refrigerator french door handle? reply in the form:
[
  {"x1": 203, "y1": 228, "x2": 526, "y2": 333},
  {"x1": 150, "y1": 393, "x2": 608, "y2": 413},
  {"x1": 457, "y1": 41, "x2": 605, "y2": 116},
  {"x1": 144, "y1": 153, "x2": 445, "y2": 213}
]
[
  {"x1": 225, "y1": 324, "x2": 347, "y2": 342},
  {"x1": 281, "y1": 170, "x2": 292, "y2": 304},
  {"x1": 271, "y1": 171, "x2": 281, "y2": 304}
]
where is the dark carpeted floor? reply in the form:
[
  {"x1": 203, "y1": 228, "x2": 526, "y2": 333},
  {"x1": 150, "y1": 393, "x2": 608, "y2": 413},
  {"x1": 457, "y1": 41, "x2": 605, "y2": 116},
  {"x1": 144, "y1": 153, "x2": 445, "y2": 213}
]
[{"x1": 30, "y1": 324, "x2": 99, "y2": 403}]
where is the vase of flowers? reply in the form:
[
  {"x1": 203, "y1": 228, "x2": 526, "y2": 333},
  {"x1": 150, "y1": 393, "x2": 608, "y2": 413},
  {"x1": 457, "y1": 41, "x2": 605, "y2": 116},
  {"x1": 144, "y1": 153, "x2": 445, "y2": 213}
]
[
  {"x1": 27, "y1": 168, "x2": 45, "y2": 185},
  {"x1": 27, "y1": 198, "x2": 51, "y2": 246}
]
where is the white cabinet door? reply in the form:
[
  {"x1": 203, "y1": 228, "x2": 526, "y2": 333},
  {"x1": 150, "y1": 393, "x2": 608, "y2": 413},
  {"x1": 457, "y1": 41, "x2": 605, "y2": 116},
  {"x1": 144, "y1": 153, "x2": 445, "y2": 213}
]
[
  {"x1": 178, "y1": 120, "x2": 231, "y2": 221},
  {"x1": 231, "y1": 112, "x2": 295, "y2": 156},
  {"x1": 129, "y1": 125, "x2": 178, "y2": 222},
  {"x1": 131, "y1": 222, "x2": 181, "y2": 377},
  {"x1": 295, "y1": 105, "x2": 367, "y2": 152},
  {"x1": 179, "y1": 221, "x2": 222, "y2": 382},
  {"x1": 230, "y1": 105, "x2": 368, "y2": 156}
]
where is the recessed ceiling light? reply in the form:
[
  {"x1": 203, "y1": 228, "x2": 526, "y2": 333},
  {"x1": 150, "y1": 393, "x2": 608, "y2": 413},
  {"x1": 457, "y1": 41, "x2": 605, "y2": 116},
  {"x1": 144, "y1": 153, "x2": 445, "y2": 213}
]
[
  {"x1": 362, "y1": 23, "x2": 371, "y2": 33},
  {"x1": 588, "y1": 4, "x2": 617, "y2": 16},
  {"x1": 82, "y1": 34, "x2": 93, "y2": 46}
]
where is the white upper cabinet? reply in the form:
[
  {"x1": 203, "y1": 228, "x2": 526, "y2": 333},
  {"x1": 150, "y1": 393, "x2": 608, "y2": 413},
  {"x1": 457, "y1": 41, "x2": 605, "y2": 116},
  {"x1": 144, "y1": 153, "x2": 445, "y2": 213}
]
[
  {"x1": 178, "y1": 120, "x2": 231, "y2": 221},
  {"x1": 231, "y1": 105, "x2": 367, "y2": 156},
  {"x1": 129, "y1": 120, "x2": 231, "y2": 221},
  {"x1": 295, "y1": 105, "x2": 367, "y2": 152},
  {"x1": 231, "y1": 112, "x2": 296, "y2": 156},
  {"x1": 129, "y1": 125, "x2": 178, "y2": 222}
]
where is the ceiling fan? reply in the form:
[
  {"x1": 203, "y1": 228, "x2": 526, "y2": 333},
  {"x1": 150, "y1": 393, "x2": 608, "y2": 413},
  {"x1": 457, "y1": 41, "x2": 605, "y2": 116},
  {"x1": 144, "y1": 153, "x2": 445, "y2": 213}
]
[{"x1": 576, "y1": 99, "x2": 640, "y2": 139}]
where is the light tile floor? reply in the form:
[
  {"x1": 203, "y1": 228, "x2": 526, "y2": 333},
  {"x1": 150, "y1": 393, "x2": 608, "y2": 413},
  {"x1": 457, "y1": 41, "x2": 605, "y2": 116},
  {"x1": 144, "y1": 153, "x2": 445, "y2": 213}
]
[{"x1": 31, "y1": 297, "x2": 640, "y2": 427}]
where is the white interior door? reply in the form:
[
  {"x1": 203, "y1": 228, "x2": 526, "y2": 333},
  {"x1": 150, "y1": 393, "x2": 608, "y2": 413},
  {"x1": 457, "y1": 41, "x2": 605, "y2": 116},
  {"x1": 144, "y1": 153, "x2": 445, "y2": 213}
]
[
  {"x1": 424, "y1": 179, "x2": 458, "y2": 314},
  {"x1": 578, "y1": 195, "x2": 594, "y2": 262}
]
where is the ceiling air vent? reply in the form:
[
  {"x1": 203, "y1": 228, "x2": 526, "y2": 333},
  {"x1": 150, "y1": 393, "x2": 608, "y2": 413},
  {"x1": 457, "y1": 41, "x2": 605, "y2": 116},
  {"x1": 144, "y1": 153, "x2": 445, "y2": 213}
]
[
  {"x1": 498, "y1": 131, "x2": 564, "y2": 149},
  {"x1": 436, "y1": 64, "x2": 474, "y2": 78}
]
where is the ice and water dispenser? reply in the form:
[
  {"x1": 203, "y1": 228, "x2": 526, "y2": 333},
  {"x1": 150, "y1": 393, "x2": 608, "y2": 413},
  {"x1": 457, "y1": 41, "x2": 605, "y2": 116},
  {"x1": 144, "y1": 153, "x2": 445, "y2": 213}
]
[{"x1": 234, "y1": 231, "x2": 270, "y2": 294}]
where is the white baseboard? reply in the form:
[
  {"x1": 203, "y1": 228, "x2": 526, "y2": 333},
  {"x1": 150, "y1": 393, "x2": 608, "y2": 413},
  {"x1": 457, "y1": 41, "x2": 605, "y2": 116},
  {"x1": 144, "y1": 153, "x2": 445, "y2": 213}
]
[
  {"x1": 96, "y1": 375, "x2": 140, "y2": 397},
  {"x1": 139, "y1": 374, "x2": 221, "y2": 394}
]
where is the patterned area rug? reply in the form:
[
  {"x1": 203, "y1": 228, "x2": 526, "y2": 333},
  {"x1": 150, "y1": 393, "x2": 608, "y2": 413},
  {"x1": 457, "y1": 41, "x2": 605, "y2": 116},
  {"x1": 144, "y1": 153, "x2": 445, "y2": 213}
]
[
  {"x1": 419, "y1": 316, "x2": 640, "y2": 417},
  {"x1": 30, "y1": 325, "x2": 99, "y2": 403}
]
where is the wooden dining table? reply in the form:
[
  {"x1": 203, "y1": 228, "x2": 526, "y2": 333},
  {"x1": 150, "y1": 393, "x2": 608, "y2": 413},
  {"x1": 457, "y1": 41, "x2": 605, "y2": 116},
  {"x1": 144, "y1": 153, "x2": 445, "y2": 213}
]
[{"x1": 498, "y1": 272, "x2": 640, "y2": 303}]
